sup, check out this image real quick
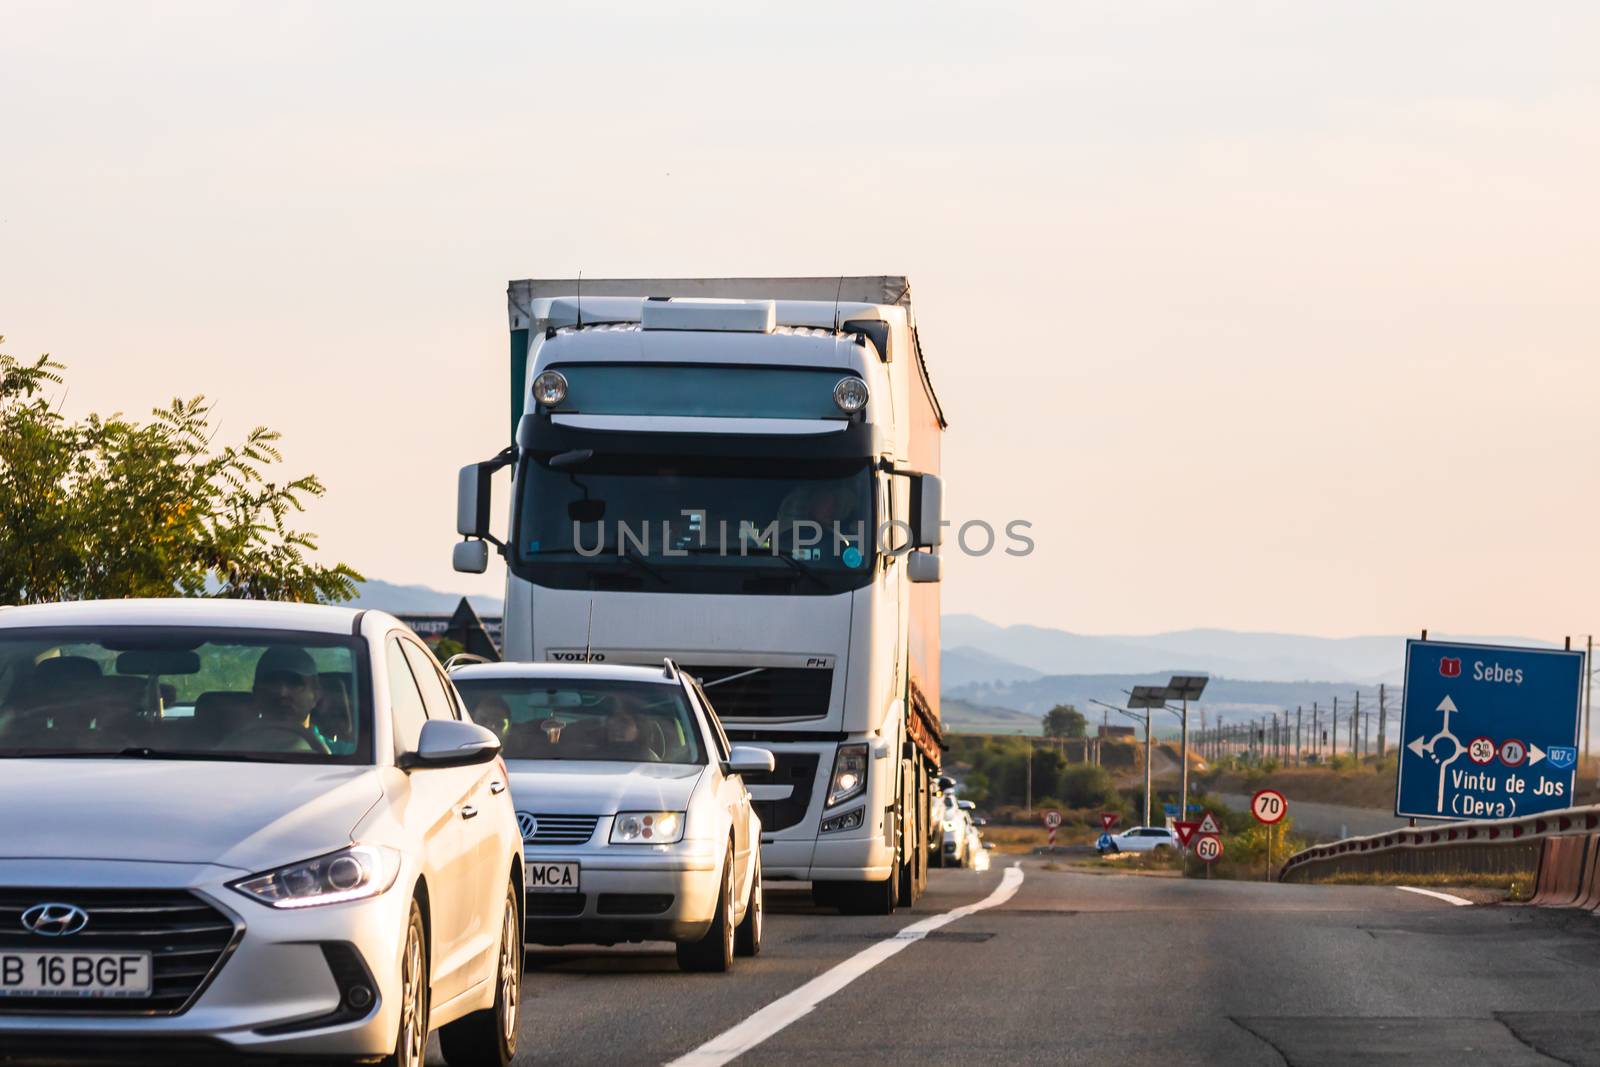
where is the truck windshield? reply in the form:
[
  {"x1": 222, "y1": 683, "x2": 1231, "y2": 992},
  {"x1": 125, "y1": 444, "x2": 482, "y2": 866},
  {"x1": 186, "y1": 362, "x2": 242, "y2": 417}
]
[{"x1": 512, "y1": 453, "x2": 876, "y2": 595}]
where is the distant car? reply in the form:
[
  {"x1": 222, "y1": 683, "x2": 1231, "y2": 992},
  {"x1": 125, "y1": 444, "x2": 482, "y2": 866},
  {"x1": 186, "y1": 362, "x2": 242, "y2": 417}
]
[
  {"x1": 929, "y1": 776, "x2": 958, "y2": 867},
  {"x1": 0, "y1": 600, "x2": 525, "y2": 1067},
  {"x1": 1099, "y1": 826, "x2": 1178, "y2": 854},
  {"x1": 940, "y1": 797, "x2": 973, "y2": 868},
  {"x1": 449, "y1": 660, "x2": 771, "y2": 972}
]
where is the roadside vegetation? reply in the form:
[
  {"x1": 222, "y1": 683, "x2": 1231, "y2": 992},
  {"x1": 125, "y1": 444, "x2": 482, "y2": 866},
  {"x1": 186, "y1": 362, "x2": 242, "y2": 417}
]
[{"x1": 1, "y1": 344, "x2": 359, "y2": 603}]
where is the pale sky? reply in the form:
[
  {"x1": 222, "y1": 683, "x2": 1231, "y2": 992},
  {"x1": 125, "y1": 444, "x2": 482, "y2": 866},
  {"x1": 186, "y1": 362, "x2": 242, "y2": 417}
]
[{"x1": 3, "y1": 2, "x2": 1597, "y2": 637}]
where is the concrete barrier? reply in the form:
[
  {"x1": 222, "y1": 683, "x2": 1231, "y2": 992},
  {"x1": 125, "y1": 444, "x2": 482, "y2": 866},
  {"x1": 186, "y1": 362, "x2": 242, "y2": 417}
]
[
  {"x1": 1532, "y1": 836, "x2": 1589, "y2": 907},
  {"x1": 1578, "y1": 835, "x2": 1600, "y2": 912}
]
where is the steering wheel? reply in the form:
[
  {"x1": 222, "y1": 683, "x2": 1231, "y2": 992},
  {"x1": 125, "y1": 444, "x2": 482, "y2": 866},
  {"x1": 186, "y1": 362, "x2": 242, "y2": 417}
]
[{"x1": 228, "y1": 724, "x2": 328, "y2": 755}]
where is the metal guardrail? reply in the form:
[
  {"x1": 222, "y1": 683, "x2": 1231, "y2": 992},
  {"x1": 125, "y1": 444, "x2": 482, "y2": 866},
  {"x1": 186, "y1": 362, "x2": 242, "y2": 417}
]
[{"x1": 1278, "y1": 804, "x2": 1600, "y2": 889}]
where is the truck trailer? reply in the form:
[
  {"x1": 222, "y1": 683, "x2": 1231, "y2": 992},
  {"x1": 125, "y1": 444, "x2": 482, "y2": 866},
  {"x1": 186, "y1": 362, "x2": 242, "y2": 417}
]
[{"x1": 453, "y1": 276, "x2": 945, "y2": 913}]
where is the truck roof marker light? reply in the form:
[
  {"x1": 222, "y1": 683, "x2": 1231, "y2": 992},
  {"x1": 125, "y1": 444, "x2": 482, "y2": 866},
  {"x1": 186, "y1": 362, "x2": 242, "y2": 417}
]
[
  {"x1": 833, "y1": 377, "x2": 869, "y2": 414},
  {"x1": 533, "y1": 370, "x2": 568, "y2": 407}
]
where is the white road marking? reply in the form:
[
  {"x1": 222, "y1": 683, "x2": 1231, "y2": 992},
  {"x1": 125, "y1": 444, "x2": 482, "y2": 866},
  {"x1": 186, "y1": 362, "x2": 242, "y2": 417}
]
[
  {"x1": 1396, "y1": 885, "x2": 1473, "y2": 906},
  {"x1": 663, "y1": 863, "x2": 1026, "y2": 1067}
]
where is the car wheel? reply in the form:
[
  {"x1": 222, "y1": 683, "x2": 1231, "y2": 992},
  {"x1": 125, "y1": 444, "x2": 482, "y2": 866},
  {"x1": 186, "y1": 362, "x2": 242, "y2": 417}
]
[
  {"x1": 836, "y1": 852, "x2": 898, "y2": 916},
  {"x1": 438, "y1": 877, "x2": 521, "y2": 1066},
  {"x1": 382, "y1": 899, "x2": 429, "y2": 1067},
  {"x1": 677, "y1": 842, "x2": 735, "y2": 973},
  {"x1": 734, "y1": 851, "x2": 762, "y2": 957}
]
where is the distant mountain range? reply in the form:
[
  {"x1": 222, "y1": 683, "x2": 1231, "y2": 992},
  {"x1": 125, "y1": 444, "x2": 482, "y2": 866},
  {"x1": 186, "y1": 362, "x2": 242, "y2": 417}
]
[
  {"x1": 942, "y1": 614, "x2": 1554, "y2": 686},
  {"x1": 349, "y1": 579, "x2": 502, "y2": 617}
]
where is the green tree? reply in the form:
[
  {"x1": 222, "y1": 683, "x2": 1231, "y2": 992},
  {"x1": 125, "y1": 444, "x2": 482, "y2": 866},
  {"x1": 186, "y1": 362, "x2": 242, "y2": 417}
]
[
  {"x1": 1042, "y1": 703, "x2": 1088, "y2": 738},
  {"x1": 0, "y1": 345, "x2": 361, "y2": 604}
]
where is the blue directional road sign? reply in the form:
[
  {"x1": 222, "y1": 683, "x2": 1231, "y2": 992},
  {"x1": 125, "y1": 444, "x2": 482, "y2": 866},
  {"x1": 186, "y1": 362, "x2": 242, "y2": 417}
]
[{"x1": 1396, "y1": 639, "x2": 1586, "y2": 820}]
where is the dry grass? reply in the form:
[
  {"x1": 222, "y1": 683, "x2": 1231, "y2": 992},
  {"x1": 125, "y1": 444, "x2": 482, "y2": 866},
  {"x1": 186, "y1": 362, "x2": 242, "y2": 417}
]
[{"x1": 980, "y1": 824, "x2": 1096, "y2": 854}]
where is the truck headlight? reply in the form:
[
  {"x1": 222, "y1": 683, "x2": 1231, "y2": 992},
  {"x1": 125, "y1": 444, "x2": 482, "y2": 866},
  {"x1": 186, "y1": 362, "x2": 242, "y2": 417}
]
[
  {"x1": 826, "y1": 742, "x2": 868, "y2": 808},
  {"x1": 832, "y1": 377, "x2": 869, "y2": 414},
  {"x1": 230, "y1": 845, "x2": 400, "y2": 909},
  {"x1": 611, "y1": 811, "x2": 685, "y2": 844},
  {"x1": 533, "y1": 369, "x2": 569, "y2": 407}
]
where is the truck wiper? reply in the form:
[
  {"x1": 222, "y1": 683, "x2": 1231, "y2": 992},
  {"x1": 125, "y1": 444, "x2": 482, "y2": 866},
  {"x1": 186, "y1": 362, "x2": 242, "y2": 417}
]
[
  {"x1": 760, "y1": 553, "x2": 829, "y2": 591},
  {"x1": 618, "y1": 546, "x2": 670, "y2": 585}
]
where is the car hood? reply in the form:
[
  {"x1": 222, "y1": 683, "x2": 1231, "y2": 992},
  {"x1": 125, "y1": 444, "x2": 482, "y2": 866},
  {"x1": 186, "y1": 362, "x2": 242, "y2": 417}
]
[
  {"x1": 504, "y1": 760, "x2": 705, "y2": 816},
  {"x1": 0, "y1": 759, "x2": 384, "y2": 872}
]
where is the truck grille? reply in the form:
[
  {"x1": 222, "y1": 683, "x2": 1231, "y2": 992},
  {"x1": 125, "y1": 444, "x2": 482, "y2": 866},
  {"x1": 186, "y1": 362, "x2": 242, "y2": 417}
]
[
  {"x1": 0, "y1": 888, "x2": 238, "y2": 1016},
  {"x1": 518, "y1": 813, "x2": 600, "y2": 846},
  {"x1": 744, "y1": 752, "x2": 820, "y2": 833},
  {"x1": 684, "y1": 665, "x2": 834, "y2": 721}
]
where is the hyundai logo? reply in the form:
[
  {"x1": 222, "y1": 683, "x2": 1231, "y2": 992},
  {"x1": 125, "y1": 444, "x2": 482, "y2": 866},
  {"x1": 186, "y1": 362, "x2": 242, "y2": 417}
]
[
  {"x1": 516, "y1": 812, "x2": 539, "y2": 840},
  {"x1": 20, "y1": 903, "x2": 90, "y2": 937}
]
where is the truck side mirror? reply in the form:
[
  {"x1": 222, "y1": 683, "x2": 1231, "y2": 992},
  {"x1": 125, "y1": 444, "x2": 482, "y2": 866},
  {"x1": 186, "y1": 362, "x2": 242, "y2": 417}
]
[
  {"x1": 907, "y1": 551, "x2": 941, "y2": 584},
  {"x1": 453, "y1": 540, "x2": 489, "y2": 574},
  {"x1": 457, "y1": 463, "x2": 493, "y2": 538},
  {"x1": 911, "y1": 474, "x2": 942, "y2": 548}
]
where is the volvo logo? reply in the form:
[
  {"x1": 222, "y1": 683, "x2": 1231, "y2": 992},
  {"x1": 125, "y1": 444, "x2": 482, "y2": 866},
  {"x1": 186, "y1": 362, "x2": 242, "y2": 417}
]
[
  {"x1": 516, "y1": 812, "x2": 539, "y2": 840},
  {"x1": 20, "y1": 903, "x2": 90, "y2": 937}
]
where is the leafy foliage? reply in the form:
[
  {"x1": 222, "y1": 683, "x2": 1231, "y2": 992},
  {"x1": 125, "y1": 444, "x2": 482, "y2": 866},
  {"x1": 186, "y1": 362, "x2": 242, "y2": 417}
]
[
  {"x1": 0, "y1": 343, "x2": 361, "y2": 605},
  {"x1": 1041, "y1": 703, "x2": 1087, "y2": 738}
]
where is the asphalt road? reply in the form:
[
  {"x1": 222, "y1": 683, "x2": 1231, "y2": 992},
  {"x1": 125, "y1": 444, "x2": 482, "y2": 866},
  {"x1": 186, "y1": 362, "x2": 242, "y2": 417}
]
[{"x1": 424, "y1": 860, "x2": 1600, "y2": 1066}]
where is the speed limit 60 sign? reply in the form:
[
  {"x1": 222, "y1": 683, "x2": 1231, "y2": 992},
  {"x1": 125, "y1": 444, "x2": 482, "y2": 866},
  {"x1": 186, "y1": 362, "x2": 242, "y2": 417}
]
[
  {"x1": 1195, "y1": 834, "x2": 1223, "y2": 862},
  {"x1": 1251, "y1": 789, "x2": 1287, "y2": 825}
]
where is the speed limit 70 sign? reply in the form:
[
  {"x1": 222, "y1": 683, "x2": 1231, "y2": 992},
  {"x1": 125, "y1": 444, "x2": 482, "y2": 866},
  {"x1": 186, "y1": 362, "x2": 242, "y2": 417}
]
[{"x1": 1251, "y1": 789, "x2": 1287, "y2": 825}]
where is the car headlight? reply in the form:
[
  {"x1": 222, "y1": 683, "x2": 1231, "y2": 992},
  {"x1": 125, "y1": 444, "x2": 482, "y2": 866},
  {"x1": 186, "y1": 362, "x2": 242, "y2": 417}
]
[
  {"x1": 229, "y1": 845, "x2": 400, "y2": 909},
  {"x1": 942, "y1": 820, "x2": 958, "y2": 833},
  {"x1": 611, "y1": 812, "x2": 685, "y2": 844},
  {"x1": 826, "y1": 742, "x2": 868, "y2": 808}
]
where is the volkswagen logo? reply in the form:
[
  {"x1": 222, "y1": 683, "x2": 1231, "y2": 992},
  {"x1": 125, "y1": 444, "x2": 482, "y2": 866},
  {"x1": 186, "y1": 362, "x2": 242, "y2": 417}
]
[
  {"x1": 516, "y1": 812, "x2": 539, "y2": 841},
  {"x1": 20, "y1": 903, "x2": 90, "y2": 937}
]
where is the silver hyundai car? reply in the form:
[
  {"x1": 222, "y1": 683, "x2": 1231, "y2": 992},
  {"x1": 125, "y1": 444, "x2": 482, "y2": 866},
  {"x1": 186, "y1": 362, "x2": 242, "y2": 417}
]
[
  {"x1": 448, "y1": 660, "x2": 771, "y2": 972},
  {"x1": 0, "y1": 600, "x2": 523, "y2": 1066}
]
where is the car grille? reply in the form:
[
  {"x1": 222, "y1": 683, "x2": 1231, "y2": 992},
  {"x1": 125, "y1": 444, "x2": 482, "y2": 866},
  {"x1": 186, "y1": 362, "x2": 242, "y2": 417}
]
[
  {"x1": 518, "y1": 813, "x2": 600, "y2": 846},
  {"x1": 744, "y1": 751, "x2": 821, "y2": 833},
  {"x1": 682, "y1": 665, "x2": 833, "y2": 721},
  {"x1": 524, "y1": 893, "x2": 587, "y2": 917},
  {"x1": 0, "y1": 888, "x2": 238, "y2": 1016}
]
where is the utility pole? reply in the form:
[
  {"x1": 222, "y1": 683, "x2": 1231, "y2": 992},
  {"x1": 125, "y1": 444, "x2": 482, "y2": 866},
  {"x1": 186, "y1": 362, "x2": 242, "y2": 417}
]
[
  {"x1": 1378, "y1": 683, "x2": 1387, "y2": 758},
  {"x1": 1179, "y1": 698, "x2": 1191, "y2": 826},
  {"x1": 1143, "y1": 708, "x2": 1152, "y2": 828},
  {"x1": 1331, "y1": 696, "x2": 1339, "y2": 757},
  {"x1": 1312, "y1": 702, "x2": 1319, "y2": 762},
  {"x1": 1351, "y1": 691, "x2": 1360, "y2": 756},
  {"x1": 1296, "y1": 705, "x2": 1303, "y2": 766},
  {"x1": 1025, "y1": 742, "x2": 1032, "y2": 816},
  {"x1": 1585, "y1": 635, "x2": 1592, "y2": 765}
]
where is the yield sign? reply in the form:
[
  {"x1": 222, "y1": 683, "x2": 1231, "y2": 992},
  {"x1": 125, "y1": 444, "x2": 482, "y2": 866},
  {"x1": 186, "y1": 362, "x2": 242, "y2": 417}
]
[
  {"x1": 1197, "y1": 811, "x2": 1221, "y2": 836},
  {"x1": 1099, "y1": 812, "x2": 1119, "y2": 832},
  {"x1": 1172, "y1": 821, "x2": 1200, "y2": 848}
]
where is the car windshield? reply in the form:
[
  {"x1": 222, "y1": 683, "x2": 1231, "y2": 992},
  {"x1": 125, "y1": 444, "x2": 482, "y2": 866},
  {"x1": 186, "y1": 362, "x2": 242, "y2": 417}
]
[
  {"x1": 0, "y1": 627, "x2": 370, "y2": 764},
  {"x1": 455, "y1": 677, "x2": 704, "y2": 765}
]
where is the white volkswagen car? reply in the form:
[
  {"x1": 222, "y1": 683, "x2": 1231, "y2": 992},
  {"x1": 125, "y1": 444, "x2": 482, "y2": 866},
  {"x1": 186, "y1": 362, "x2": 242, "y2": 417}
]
[
  {"x1": 449, "y1": 660, "x2": 771, "y2": 972},
  {"x1": 0, "y1": 600, "x2": 524, "y2": 1066}
]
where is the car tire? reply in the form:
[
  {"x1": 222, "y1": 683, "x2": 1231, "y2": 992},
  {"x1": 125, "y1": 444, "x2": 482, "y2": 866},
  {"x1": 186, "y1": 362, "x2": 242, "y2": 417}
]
[
  {"x1": 381, "y1": 898, "x2": 429, "y2": 1067},
  {"x1": 734, "y1": 851, "x2": 762, "y2": 957},
  {"x1": 438, "y1": 878, "x2": 521, "y2": 1067},
  {"x1": 835, "y1": 852, "x2": 898, "y2": 916},
  {"x1": 677, "y1": 843, "x2": 735, "y2": 973}
]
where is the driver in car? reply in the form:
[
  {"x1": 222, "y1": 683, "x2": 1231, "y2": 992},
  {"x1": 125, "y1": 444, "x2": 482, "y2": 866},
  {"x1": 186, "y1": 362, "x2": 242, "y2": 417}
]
[
  {"x1": 603, "y1": 706, "x2": 658, "y2": 762},
  {"x1": 243, "y1": 646, "x2": 331, "y2": 754}
]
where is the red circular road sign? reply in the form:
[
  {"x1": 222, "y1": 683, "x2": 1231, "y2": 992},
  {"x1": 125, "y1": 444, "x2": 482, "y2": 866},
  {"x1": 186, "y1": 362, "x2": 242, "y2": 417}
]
[
  {"x1": 1467, "y1": 737, "x2": 1496, "y2": 765},
  {"x1": 1195, "y1": 834, "x2": 1223, "y2": 862},
  {"x1": 1251, "y1": 789, "x2": 1288, "y2": 825},
  {"x1": 1042, "y1": 810, "x2": 1062, "y2": 829},
  {"x1": 1499, "y1": 738, "x2": 1527, "y2": 768}
]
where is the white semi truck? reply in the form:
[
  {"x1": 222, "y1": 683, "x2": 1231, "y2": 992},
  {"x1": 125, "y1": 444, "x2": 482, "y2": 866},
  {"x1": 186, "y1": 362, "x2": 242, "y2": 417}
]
[{"x1": 453, "y1": 277, "x2": 945, "y2": 913}]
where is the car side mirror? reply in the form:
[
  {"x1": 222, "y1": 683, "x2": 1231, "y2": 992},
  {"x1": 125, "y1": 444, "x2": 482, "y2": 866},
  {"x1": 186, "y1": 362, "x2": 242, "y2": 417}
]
[
  {"x1": 726, "y1": 745, "x2": 776, "y2": 776},
  {"x1": 453, "y1": 540, "x2": 489, "y2": 574},
  {"x1": 399, "y1": 719, "x2": 501, "y2": 771},
  {"x1": 907, "y1": 552, "x2": 940, "y2": 584}
]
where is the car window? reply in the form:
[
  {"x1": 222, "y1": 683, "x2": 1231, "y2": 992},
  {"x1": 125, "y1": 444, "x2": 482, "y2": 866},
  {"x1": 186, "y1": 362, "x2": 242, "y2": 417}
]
[
  {"x1": 386, "y1": 637, "x2": 429, "y2": 754},
  {"x1": 0, "y1": 626, "x2": 370, "y2": 764},
  {"x1": 400, "y1": 641, "x2": 455, "y2": 721},
  {"x1": 451, "y1": 676, "x2": 705, "y2": 765}
]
